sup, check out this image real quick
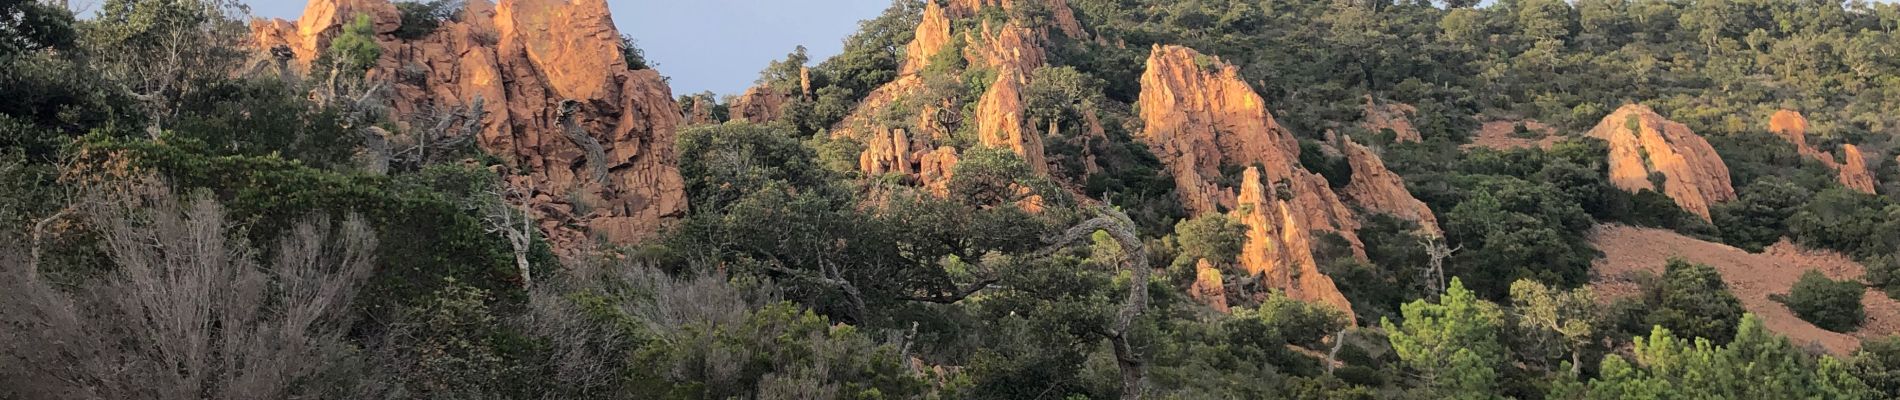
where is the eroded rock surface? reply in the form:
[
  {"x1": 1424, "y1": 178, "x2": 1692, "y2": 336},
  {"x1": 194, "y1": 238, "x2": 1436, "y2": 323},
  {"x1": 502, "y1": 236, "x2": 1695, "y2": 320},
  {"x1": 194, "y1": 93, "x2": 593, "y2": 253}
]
[
  {"x1": 1190, "y1": 259, "x2": 1230, "y2": 313},
  {"x1": 1234, "y1": 167, "x2": 1356, "y2": 321},
  {"x1": 254, "y1": 0, "x2": 687, "y2": 254},
  {"x1": 1841, "y1": 144, "x2": 1877, "y2": 194},
  {"x1": 1585, "y1": 104, "x2": 1734, "y2": 221},
  {"x1": 1768, "y1": 110, "x2": 1877, "y2": 194},
  {"x1": 1139, "y1": 44, "x2": 1373, "y2": 319},
  {"x1": 1362, "y1": 97, "x2": 1421, "y2": 143},
  {"x1": 1341, "y1": 139, "x2": 1439, "y2": 234}
]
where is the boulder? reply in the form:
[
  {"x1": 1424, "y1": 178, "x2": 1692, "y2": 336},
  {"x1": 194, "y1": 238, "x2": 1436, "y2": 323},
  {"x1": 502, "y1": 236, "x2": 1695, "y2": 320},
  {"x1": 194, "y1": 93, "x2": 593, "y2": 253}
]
[{"x1": 1585, "y1": 104, "x2": 1735, "y2": 221}]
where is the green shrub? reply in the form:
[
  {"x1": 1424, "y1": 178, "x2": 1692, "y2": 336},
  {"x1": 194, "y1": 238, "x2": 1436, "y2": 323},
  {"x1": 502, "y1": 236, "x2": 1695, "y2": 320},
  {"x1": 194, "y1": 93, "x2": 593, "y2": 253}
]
[
  {"x1": 1775, "y1": 270, "x2": 1866, "y2": 332},
  {"x1": 1644, "y1": 260, "x2": 1745, "y2": 343},
  {"x1": 394, "y1": 1, "x2": 459, "y2": 40}
]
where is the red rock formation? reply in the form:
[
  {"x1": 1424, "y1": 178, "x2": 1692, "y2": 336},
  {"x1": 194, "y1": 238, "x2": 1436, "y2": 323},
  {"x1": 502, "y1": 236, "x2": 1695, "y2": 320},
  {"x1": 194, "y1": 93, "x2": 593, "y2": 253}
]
[
  {"x1": 1769, "y1": 110, "x2": 1834, "y2": 168},
  {"x1": 1341, "y1": 139, "x2": 1439, "y2": 234},
  {"x1": 1585, "y1": 104, "x2": 1735, "y2": 221},
  {"x1": 917, "y1": 147, "x2": 961, "y2": 197},
  {"x1": 1136, "y1": 46, "x2": 1357, "y2": 246},
  {"x1": 964, "y1": 20, "x2": 1045, "y2": 73},
  {"x1": 1137, "y1": 45, "x2": 1296, "y2": 215},
  {"x1": 975, "y1": 68, "x2": 1047, "y2": 174},
  {"x1": 732, "y1": 84, "x2": 791, "y2": 123},
  {"x1": 1841, "y1": 144, "x2": 1877, "y2": 194},
  {"x1": 1138, "y1": 44, "x2": 1372, "y2": 319},
  {"x1": 1234, "y1": 167, "x2": 1356, "y2": 321},
  {"x1": 254, "y1": 0, "x2": 687, "y2": 253},
  {"x1": 1362, "y1": 96, "x2": 1421, "y2": 143},
  {"x1": 860, "y1": 127, "x2": 917, "y2": 176},
  {"x1": 1190, "y1": 259, "x2": 1229, "y2": 313},
  {"x1": 684, "y1": 95, "x2": 716, "y2": 126},
  {"x1": 1768, "y1": 110, "x2": 1877, "y2": 194},
  {"x1": 903, "y1": 0, "x2": 953, "y2": 75}
]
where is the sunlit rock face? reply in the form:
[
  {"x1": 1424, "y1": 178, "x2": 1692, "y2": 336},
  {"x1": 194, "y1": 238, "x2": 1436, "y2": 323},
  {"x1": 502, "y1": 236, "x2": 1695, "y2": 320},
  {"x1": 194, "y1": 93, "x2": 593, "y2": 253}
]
[
  {"x1": 1586, "y1": 104, "x2": 1735, "y2": 221},
  {"x1": 253, "y1": 0, "x2": 688, "y2": 255}
]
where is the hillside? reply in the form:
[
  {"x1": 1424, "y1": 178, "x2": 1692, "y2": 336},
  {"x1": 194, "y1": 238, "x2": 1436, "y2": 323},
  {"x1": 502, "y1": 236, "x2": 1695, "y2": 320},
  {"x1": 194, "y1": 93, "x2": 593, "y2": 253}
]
[
  {"x1": 1591, "y1": 224, "x2": 1900, "y2": 355},
  {"x1": 3, "y1": 0, "x2": 1900, "y2": 399}
]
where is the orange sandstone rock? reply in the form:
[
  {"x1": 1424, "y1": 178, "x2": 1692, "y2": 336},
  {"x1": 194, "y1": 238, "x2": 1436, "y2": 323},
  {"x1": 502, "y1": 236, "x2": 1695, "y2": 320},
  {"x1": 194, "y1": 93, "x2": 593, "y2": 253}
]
[
  {"x1": 732, "y1": 84, "x2": 792, "y2": 123},
  {"x1": 975, "y1": 68, "x2": 1047, "y2": 174},
  {"x1": 1586, "y1": 104, "x2": 1735, "y2": 221},
  {"x1": 1190, "y1": 259, "x2": 1230, "y2": 313},
  {"x1": 255, "y1": 0, "x2": 687, "y2": 255},
  {"x1": 1768, "y1": 110, "x2": 1877, "y2": 194},
  {"x1": 1139, "y1": 44, "x2": 1369, "y2": 320},
  {"x1": 1841, "y1": 144, "x2": 1877, "y2": 194},
  {"x1": 1362, "y1": 96, "x2": 1421, "y2": 143},
  {"x1": 903, "y1": 0, "x2": 954, "y2": 76},
  {"x1": 1341, "y1": 139, "x2": 1439, "y2": 234},
  {"x1": 1234, "y1": 167, "x2": 1356, "y2": 322}
]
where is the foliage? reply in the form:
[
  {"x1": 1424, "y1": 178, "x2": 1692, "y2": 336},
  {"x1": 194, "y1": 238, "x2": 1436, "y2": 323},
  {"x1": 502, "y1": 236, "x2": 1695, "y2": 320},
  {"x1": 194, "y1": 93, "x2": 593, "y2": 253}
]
[
  {"x1": 1550, "y1": 315, "x2": 1872, "y2": 399},
  {"x1": 1774, "y1": 270, "x2": 1867, "y2": 333},
  {"x1": 1383, "y1": 279, "x2": 1506, "y2": 399},
  {"x1": 0, "y1": 190, "x2": 377, "y2": 400},
  {"x1": 330, "y1": 14, "x2": 382, "y2": 73},
  {"x1": 1788, "y1": 188, "x2": 1900, "y2": 261},
  {"x1": 619, "y1": 34, "x2": 650, "y2": 70},
  {"x1": 1711, "y1": 177, "x2": 1812, "y2": 251},
  {"x1": 1641, "y1": 260, "x2": 1746, "y2": 344},
  {"x1": 393, "y1": 0, "x2": 460, "y2": 40},
  {"x1": 0, "y1": 0, "x2": 76, "y2": 58},
  {"x1": 1853, "y1": 336, "x2": 1900, "y2": 399}
]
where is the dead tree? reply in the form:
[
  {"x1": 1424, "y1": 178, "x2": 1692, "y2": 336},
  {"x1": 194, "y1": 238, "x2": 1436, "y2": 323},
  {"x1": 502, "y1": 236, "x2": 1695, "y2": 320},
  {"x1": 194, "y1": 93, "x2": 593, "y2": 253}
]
[
  {"x1": 391, "y1": 96, "x2": 485, "y2": 170},
  {"x1": 1, "y1": 184, "x2": 377, "y2": 400},
  {"x1": 1418, "y1": 234, "x2": 1461, "y2": 300},
  {"x1": 557, "y1": 100, "x2": 613, "y2": 187},
  {"x1": 476, "y1": 180, "x2": 536, "y2": 289}
]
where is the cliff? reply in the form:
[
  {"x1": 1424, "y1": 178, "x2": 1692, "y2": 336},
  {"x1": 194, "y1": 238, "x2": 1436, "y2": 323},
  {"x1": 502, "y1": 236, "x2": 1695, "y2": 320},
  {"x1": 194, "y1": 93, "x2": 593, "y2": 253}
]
[
  {"x1": 1139, "y1": 44, "x2": 1372, "y2": 319},
  {"x1": 1585, "y1": 104, "x2": 1735, "y2": 221},
  {"x1": 252, "y1": 0, "x2": 687, "y2": 254},
  {"x1": 1235, "y1": 167, "x2": 1357, "y2": 321},
  {"x1": 1341, "y1": 138, "x2": 1440, "y2": 234},
  {"x1": 837, "y1": 0, "x2": 1067, "y2": 193}
]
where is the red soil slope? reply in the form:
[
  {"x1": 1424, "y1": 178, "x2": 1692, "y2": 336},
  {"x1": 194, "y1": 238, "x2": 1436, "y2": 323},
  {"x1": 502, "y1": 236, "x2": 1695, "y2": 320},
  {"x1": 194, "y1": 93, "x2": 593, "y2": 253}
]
[{"x1": 1589, "y1": 224, "x2": 1900, "y2": 355}]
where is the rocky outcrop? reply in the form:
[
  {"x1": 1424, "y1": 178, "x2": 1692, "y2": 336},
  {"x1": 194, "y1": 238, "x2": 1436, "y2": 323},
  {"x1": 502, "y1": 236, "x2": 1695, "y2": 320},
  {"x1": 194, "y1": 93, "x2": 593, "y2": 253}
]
[
  {"x1": 839, "y1": 0, "x2": 1063, "y2": 192},
  {"x1": 1136, "y1": 46, "x2": 1357, "y2": 242},
  {"x1": 860, "y1": 127, "x2": 961, "y2": 197},
  {"x1": 974, "y1": 68, "x2": 1047, "y2": 174},
  {"x1": 1769, "y1": 110, "x2": 1833, "y2": 166},
  {"x1": 1136, "y1": 45, "x2": 1297, "y2": 215},
  {"x1": 1234, "y1": 167, "x2": 1356, "y2": 321},
  {"x1": 964, "y1": 21, "x2": 1045, "y2": 73},
  {"x1": 1190, "y1": 259, "x2": 1229, "y2": 313},
  {"x1": 903, "y1": 0, "x2": 953, "y2": 75},
  {"x1": 1841, "y1": 145, "x2": 1877, "y2": 194},
  {"x1": 1362, "y1": 96, "x2": 1421, "y2": 143},
  {"x1": 684, "y1": 95, "x2": 717, "y2": 126},
  {"x1": 1139, "y1": 44, "x2": 1368, "y2": 319},
  {"x1": 1768, "y1": 110, "x2": 1877, "y2": 194},
  {"x1": 732, "y1": 84, "x2": 792, "y2": 123},
  {"x1": 253, "y1": 0, "x2": 687, "y2": 253},
  {"x1": 1341, "y1": 139, "x2": 1439, "y2": 234},
  {"x1": 1586, "y1": 104, "x2": 1734, "y2": 221}
]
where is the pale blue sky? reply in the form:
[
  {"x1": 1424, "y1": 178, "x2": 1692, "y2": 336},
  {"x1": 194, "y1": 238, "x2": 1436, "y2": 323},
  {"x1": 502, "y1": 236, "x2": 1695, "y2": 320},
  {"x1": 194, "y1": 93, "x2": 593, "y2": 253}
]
[{"x1": 246, "y1": 0, "x2": 892, "y2": 97}]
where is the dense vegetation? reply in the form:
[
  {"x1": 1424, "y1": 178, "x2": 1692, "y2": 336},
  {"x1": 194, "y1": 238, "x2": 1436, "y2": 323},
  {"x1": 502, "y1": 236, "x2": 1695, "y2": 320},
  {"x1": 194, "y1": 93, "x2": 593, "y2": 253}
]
[{"x1": 1, "y1": 0, "x2": 1899, "y2": 399}]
